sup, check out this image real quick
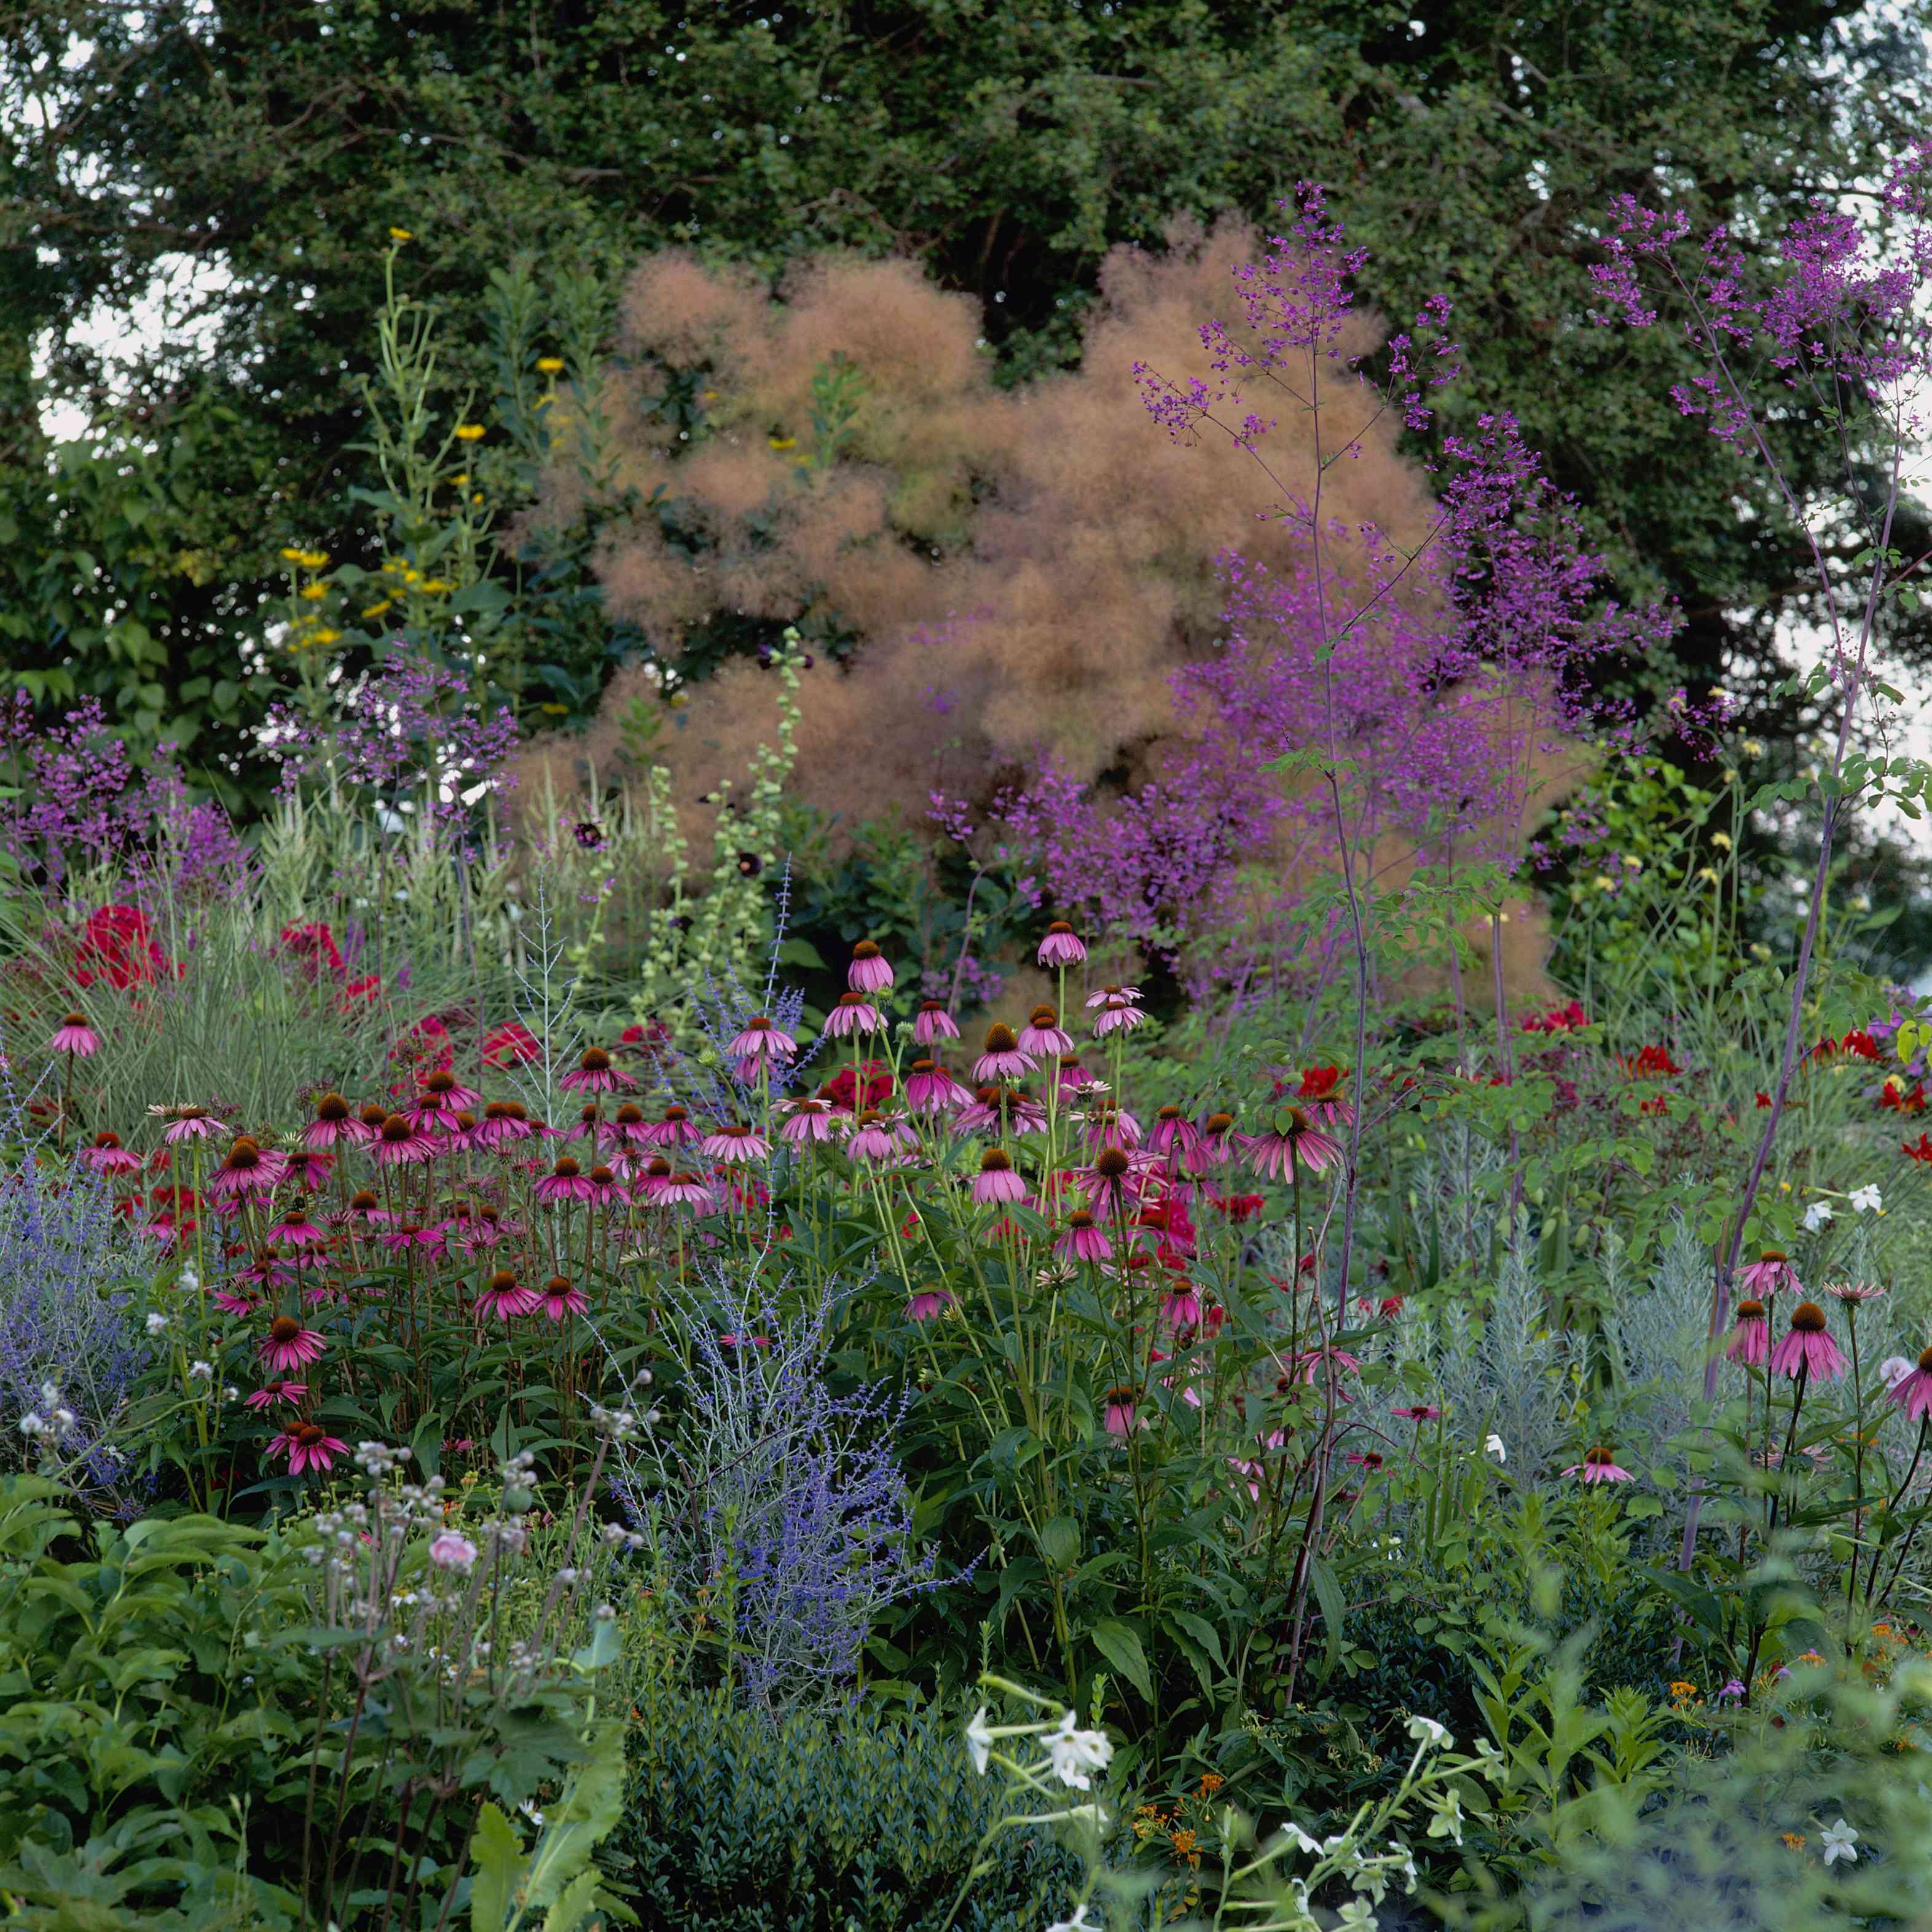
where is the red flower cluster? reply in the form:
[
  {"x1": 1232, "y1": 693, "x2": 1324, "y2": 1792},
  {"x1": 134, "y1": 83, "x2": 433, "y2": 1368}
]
[
  {"x1": 74, "y1": 905, "x2": 174, "y2": 991},
  {"x1": 483, "y1": 1021, "x2": 544, "y2": 1067},
  {"x1": 820, "y1": 1060, "x2": 895, "y2": 1112},
  {"x1": 1812, "y1": 1029, "x2": 1881, "y2": 1062},
  {"x1": 1616, "y1": 1044, "x2": 1680, "y2": 1078},
  {"x1": 1905, "y1": 1134, "x2": 1932, "y2": 1164},
  {"x1": 1878, "y1": 1080, "x2": 1926, "y2": 1115},
  {"x1": 1522, "y1": 999, "x2": 1588, "y2": 1035}
]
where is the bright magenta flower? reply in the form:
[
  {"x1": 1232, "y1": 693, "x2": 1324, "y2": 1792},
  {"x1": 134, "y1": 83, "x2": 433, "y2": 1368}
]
[
  {"x1": 1726, "y1": 1298, "x2": 1769, "y2": 1367},
  {"x1": 971, "y1": 1147, "x2": 1027, "y2": 1205},
  {"x1": 912, "y1": 1000, "x2": 960, "y2": 1044},
  {"x1": 846, "y1": 938, "x2": 893, "y2": 993},
  {"x1": 259, "y1": 1316, "x2": 326, "y2": 1376},
  {"x1": 1563, "y1": 1446, "x2": 1634, "y2": 1484},
  {"x1": 1887, "y1": 1345, "x2": 1932, "y2": 1423},
  {"x1": 1768, "y1": 1302, "x2": 1848, "y2": 1383},
  {"x1": 727, "y1": 1015, "x2": 797, "y2": 1062},
  {"x1": 1037, "y1": 922, "x2": 1088, "y2": 968},
  {"x1": 267, "y1": 1421, "x2": 347, "y2": 1477},
  {"x1": 49, "y1": 1011, "x2": 100, "y2": 1057}
]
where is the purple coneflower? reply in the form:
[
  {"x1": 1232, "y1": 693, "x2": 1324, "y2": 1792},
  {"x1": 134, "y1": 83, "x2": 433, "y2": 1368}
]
[
  {"x1": 1082, "y1": 1145, "x2": 1139, "y2": 1216},
  {"x1": 779, "y1": 1097, "x2": 839, "y2": 1146},
  {"x1": 1886, "y1": 1345, "x2": 1932, "y2": 1422},
  {"x1": 847, "y1": 938, "x2": 893, "y2": 992},
  {"x1": 1093, "y1": 998, "x2": 1145, "y2": 1039},
  {"x1": 702, "y1": 1124, "x2": 771, "y2": 1164},
  {"x1": 560, "y1": 1045, "x2": 637, "y2": 1094},
  {"x1": 728, "y1": 1015, "x2": 798, "y2": 1063},
  {"x1": 538, "y1": 1276, "x2": 589, "y2": 1321},
  {"x1": 371, "y1": 1113, "x2": 436, "y2": 1168},
  {"x1": 1768, "y1": 1301, "x2": 1848, "y2": 1383},
  {"x1": 1726, "y1": 1298, "x2": 1770, "y2": 1367},
  {"x1": 534, "y1": 1155, "x2": 596, "y2": 1203},
  {"x1": 1018, "y1": 1006, "x2": 1074, "y2": 1058},
  {"x1": 1147, "y1": 1106, "x2": 1201, "y2": 1163},
  {"x1": 1056, "y1": 1056, "x2": 1089, "y2": 1091},
  {"x1": 419, "y1": 1067, "x2": 482, "y2": 1110},
  {"x1": 286, "y1": 1150, "x2": 334, "y2": 1191},
  {"x1": 267, "y1": 1421, "x2": 347, "y2": 1477},
  {"x1": 476, "y1": 1271, "x2": 542, "y2": 1319},
  {"x1": 847, "y1": 1110, "x2": 913, "y2": 1163},
  {"x1": 1822, "y1": 1279, "x2": 1887, "y2": 1303},
  {"x1": 78, "y1": 1131, "x2": 143, "y2": 1177},
  {"x1": 259, "y1": 1316, "x2": 327, "y2": 1376},
  {"x1": 656, "y1": 1171, "x2": 716, "y2": 1211},
  {"x1": 823, "y1": 991, "x2": 884, "y2": 1039},
  {"x1": 905, "y1": 1289, "x2": 954, "y2": 1322},
  {"x1": 1563, "y1": 1446, "x2": 1635, "y2": 1485},
  {"x1": 49, "y1": 1011, "x2": 100, "y2": 1058},
  {"x1": 913, "y1": 1000, "x2": 960, "y2": 1045},
  {"x1": 972, "y1": 1147, "x2": 1027, "y2": 1205},
  {"x1": 642, "y1": 1104, "x2": 702, "y2": 1149},
  {"x1": 1239, "y1": 1109, "x2": 1341, "y2": 1182},
  {"x1": 381, "y1": 1220, "x2": 450, "y2": 1255},
  {"x1": 208, "y1": 1136, "x2": 290, "y2": 1199},
  {"x1": 1160, "y1": 1285, "x2": 1202, "y2": 1331},
  {"x1": 606, "y1": 1102, "x2": 653, "y2": 1147},
  {"x1": 402, "y1": 1089, "x2": 460, "y2": 1135},
  {"x1": 476, "y1": 1100, "x2": 536, "y2": 1150},
  {"x1": 583, "y1": 1164, "x2": 630, "y2": 1206},
  {"x1": 302, "y1": 1093, "x2": 372, "y2": 1150},
  {"x1": 340, "y1": 1188, "x2": 390, "y2": 1227},
  {"x1": 1056, "y1": 1211, "x2": 1113, "y2": 1265},
  {"x1": 1391, "y1": 1405, "x2": 1441, "y2": 1423},
  {"x1": 956, "y1": 1084, "x2": 1047, "y2": 1137},
  {"x1": 1077, "y1": 1103, "x2": 1142, "y2": 1151},
  {"x1": 1085, "y1": 983, "x2": 1141, "y2": 1009},
  {"x1": 210, "y1": 1288, "x2": 259, "y2": 1317},
  {"x1": 1037, "y1": 921, "x2": 1088, "y2": 968},
  {"x1": 266, "y1": 1203, "x2": 326, "y2": 1249},
  {"x1": 1188, "y1": 1111, "x2": 1236, "y2": 1171},
  {"x1": 1101, "y1": 1384, "x2": 1142, "y2": 1437},
  {"x1": 155, "y1": 1104, "x2": 229, "y2": 1145},
  {"x1": 973, "y1": 1022, "x2": 1035, "y2": 1083},
  {"x1": 243, "y1": 1380, "x2": 307, "y2": 1411},
  {"x1": 1735, "y1": 1248, "x2": 1802, "y2": 1298},
  {"x1": 905, "y1": 1059, "x2": 968, "y2": 1113}
]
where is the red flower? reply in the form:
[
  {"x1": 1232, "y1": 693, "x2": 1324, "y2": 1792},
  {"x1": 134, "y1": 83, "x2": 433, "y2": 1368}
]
[
  {"x1": 1879, "y1": 1081, "x2": 1926, "y2": 1115},
  {"x1": 73, "y1": 904, "x2": 174, "y2": 990},
  {"x1": 1639, "y1": 1095, "x2": 1670, "y2": 1117},
  {"x1": 483, "y1": 1020, "x2": 544, "y2": 1067},
  {"x1": 1616, "y1": 1044, "x2": 1679, "y2": 1078},
  {"x1": 1842, "y1": 1029, "x2": 1881, "y2": 1061},
  {"x1": 1904, "y1": 1134, "x2": 1932, "y2": 1164},
  {"x1": 1208, "y1": 1192, "x2": 1265, "y2": 1223},
  {"x1": 820, "y1": 1060, "x2": 894, "y2": 1113},
  {"x1": 1523, "y1": 999, "x2": 1588, "y2": 1035},
  {"x1": 338, "y1": 974, "x2": 382, "y2": 1010},
  {"x1": 279, "y1": 921, "x2": 346, "y2": 981},
  {"x1": 1756, "y1": 1091, "x2": 1774, "y2": 1108}
]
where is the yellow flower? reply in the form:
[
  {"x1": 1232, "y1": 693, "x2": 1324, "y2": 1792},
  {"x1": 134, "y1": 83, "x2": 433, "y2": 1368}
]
[
  {"x1": 1781, "y1": 1832, "x2": 1806, "y2": 1851},
  {"x1": 421, "y1": 578, "x2": 455, "y2": 594},
  {"x1": 1750, "y1": 943, "x2": 1773, "y2": 961},
  {"x1": 536, "y1": 356, "x2": 565, "y2": 374},
  {"x1": 1622, "y1": 854, "x2": 1643, "y2": 870},
  {"x1": 768, "y1": 435, "x2": 797, "y2": 450},
  {"x1": 389, "y1": 226, "x2": 414, "y2": 242},
  {"x1": 452, "y1": 473, "x2": 468, "y2": 487},
  {"x1": 363, "y1": 600, "x2": 394, "y2": 619},
  {"x1": 1668, "y1": 1680, "x2": 1697, "y2": 1698},
  {"x1": 1711, "y1": 831, "x2": 1733, "y2": 850},
  {"x1": 299, "y1": 583, "x2": 327, "y2": 601},
  {"x1": 279, "y1": 545, "x2": 305, "y2": 562},
  {"x1": 702, "y1": 389, "x2": 718, "y2": 400},
  {"x1": 1593, "y1": 874, "x2": 1616, "y2": 892},
  {"x1": 454, "y1": 423, "x2": 485, "y2": 442},
  {"x1": 471, "y1": 493, "x2": 484, "y2": 506},
  {"x1": 311, "y1": 627, "x2": 341, "y2": 645},
  {"x1": 1697, "y1": 866, "x2": 1719, "y2": 884}
]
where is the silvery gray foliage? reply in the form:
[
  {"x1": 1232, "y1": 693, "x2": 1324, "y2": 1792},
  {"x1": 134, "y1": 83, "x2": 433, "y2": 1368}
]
[
  {"x1": 1600, "y1": 1220, "x2": 1714, "y2": 1451},
  {"x1": 621, "y1": 1268, "x2": 938, "y2": 1712}
]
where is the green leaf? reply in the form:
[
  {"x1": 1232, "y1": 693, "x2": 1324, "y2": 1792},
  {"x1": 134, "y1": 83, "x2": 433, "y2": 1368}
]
[
  {"x1": 468, "y1": 1802, "x2": 521, "y2": 1932},
  {"x1": 1090, "y1": 1619, "x2": 1153, "y2": 1703}
]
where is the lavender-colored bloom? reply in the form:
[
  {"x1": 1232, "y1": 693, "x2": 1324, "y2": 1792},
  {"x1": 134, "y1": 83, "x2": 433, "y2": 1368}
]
[
  {"x1": 912, "y1": 1000, "x2": 960, "y2": 1045},
  {"x1": 1037, "y1": 922, "x2": 1088, "y2": 968}
]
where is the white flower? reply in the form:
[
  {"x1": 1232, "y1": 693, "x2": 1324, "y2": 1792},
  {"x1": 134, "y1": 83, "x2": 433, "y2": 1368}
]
[
  {"x1": 1881, "y1": 1356, "x2": 1915, "y2": 1389},
  {"x1": 1280, "y1": 1821, "x2": 1323, "y2": 1855},
  {"x1": 145, "y1": 1311, "x2": 170, "y2": 1336},
  {"x1": 1850, "y1": 1185, "x2": 1883, "y2": 1215},
  {"x1": 1046, "y1": 1905, "x2": 1103, "y2": 1932},
  {"x1": 1802, "y1": 1201, "x2": 1834, "y2": 1231},
  {"x1": 1426, "y1": 1789, "x2": 1464, "y2": 1846},
  {"x1": 1483, "y1": 1433, "x2": 1506, "y2": 1463},
  {"x1": 178, "y1": 1265, "x2": 200, "y2": 1294},
  {"x1": 965, "y1": 1706, "x2": 994, "y2": 1776},
  {"x1": 187, "y1": 1360, "x2": 213, "y2": 1381},
  {"x1": 1336, "y1": 1903, "x2": 1378, "y2": 1930},
  {"x1": 1044, "y1": 1711, "x2": 1113, "y2": 1790},
  {"x1": 1820, "y1": 1817, "x2": 1859, "y2": 1865},
  {"x1": 428, "y1": 1531, "x2": 477, "y2": 1573},
  {"x1": 1406, "y1": 1715, "x2": 1453, "y2": 1749},
  {"x1": 17, "y1": 1412, "x2": 45, "y2": 1438}
]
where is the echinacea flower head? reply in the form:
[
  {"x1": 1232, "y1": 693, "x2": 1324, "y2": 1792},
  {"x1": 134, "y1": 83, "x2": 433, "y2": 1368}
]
[
  {"x1": 1148, "y1": 1105, "x2": 1201, "y2": 1161},
  {"x1": 1085, "y1": 983, "x2": 1141, "y2": 1009},
  {"x1": 1823, "y1": 1279, "x2": 1887, "y2": 1303},
  {"x1": 1391, "y1": 1405, "x2": 1442, "y2": 1422},
  {"x1": 342, "y1": 1188, "x2": 388, "y2": 1226},
  {"x1": 419, "y1": 1067, "x2": 482, "y2": 1110},
  {"x1": 372, "y1": 1112, "x2": 436, "y2": 1166},
  {"x1": 1018, "y1": 1005, "x2": 1074, "y2": 1058},
  {"x1": 643, "y1": 1104, "x2": 701, "y2": 1149},
  {"x1": 476, "y1": 1271, "x2": 541, "y2": 1319},
  {"x1": 912, "y1": 999, "x2": 960, "y2": 1045},
  {"x1": 906, "y1": 1059, "x2": 967, "y2": 1113},
  {"x1": 1037, "y1": 921, "x2": 1088, "y2": 968},
  {"x1": 538, "y1": 1276, "x2": 589, "y2": 1321},
  {"x1": 823, "y1": 991, "x2": 884, "y2": 1039},
  {"x1": 905, "y1": 1288, "x2": 954, "y2": 1322},
  {"x1": 656, "y1": 1171, "x2": 716, "y2": 1211},
  {"x1": 1101, "y1": 1384, "x2": 1142, "y2": 1437},
  {"x1": 49, "y1": 1011, "x2": 100, "y2": 1057},
  {"x1": 559, "y1": 1046, "x2": 637, "y2": 1093},
  {"x1": 583, "y1": 1164, "x2": 629, "y2": 1205},
  {"x1": 267, "y1": 1203, "x2": 326, "y2": 1249},
  {"x1": 1726, "y1": 1298, "x2": 1770, "y2": 1366},
  {"x1": 1188, "y1": 1111, "x2": 1236, "y2": 1171},
  {"x1": 259, "y1": 1315, "x2": 326, "y2": 1376},
  {"x1": 974, "y1": 1021, "x2": 1035, "y2": 1083},
  {"x1": 77, "y1": 1130, "x2": 143, "y2": 1176},
  {"x1": 269, "y1": 1421, "x2": 347, "y2": 1477},
  {"x1": 701, "y1": 1124, "x2": 771, "y2": 1164},
  {"x1": 728, "y1": 1015, "x2": 798, "y2": 1063},
  {"x1": 304, "y1": 1091, "x2": 372, "y2": 1149},
  {"x1": 972, "y1": 1145, "x2": 1027, "y2": 1204},
  {"x1": 778, "y1": 1097, "x2": 839, "y2": 1145},
  {"x1": 846, "y1": 1109, "x2": 911, "y2": 1163},
  {"x1": 846, "y1": 938, "x2": 894, "y2": 992},
  {"x1": 1239, "y1": 1108, "x2": 1341, "y2": 1182},
  {"x1": 157, "y1": 1105, "x2": 228, "y2": 1145},
  {"x1": 1082, "y1": 1144, "x2": 1138, "y2": 1215},
  {"x1": 533, "y1": 1155, "x2": 595, "y2": 1202},
  {"x1": 243, "y1": 1380, "x2": 307, "y2": 1410},
  {"x1": 1736, "y1": 1248, "x2": 1802, "y2": 1298},
  {"x1": 1885, "y1": 1343, "x2": 1932, "y2": 1422},
  {"x1": 209, "y1": 1136, "x2": 289, "y2": 1198},
  {"x1": 1564, "y1": 1445, "x2": 1634, "y2": 1483},
  {"x1": 1768, "y1": 1301, "x2": 1848, "y2": 1383},
  {"x1": 1093, "y1": 997, "x2": 1145, "y2": 1038},
  {"x1": 1056, "y1": 1211, "x2": 1113, "y2": 1264}
]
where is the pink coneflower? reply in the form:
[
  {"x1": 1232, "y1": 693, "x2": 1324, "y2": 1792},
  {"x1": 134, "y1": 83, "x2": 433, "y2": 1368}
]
[
  {"x1": 606, "y1": 1102, "x2": 653, "y2": 1148},
  {"x1": 972, "y1": 1147, "x2": 1027, "y2": 1204},
  {"x1": 582, "y1": 1164, "x2": 630, "y2": 1206},
  {"x1": 1101, "y1": 1384, "x2": 1143, "y2": 1437},
  {"x1": 381, "y1": 1220, "x2": 450, "y2": 1255},
  {"x1": 560, "y1": 1045, "x2": 637, "y2": 1094},
  {"x1": 266, "y1": 1203, "x2": 326, "y2": 1249},
  {"x1": 1160, "y1": 1284, "x2": 1203, "y2": 1331},
  {"x1": 538, "y1": 1276, "x2": 589, "y2": 1321},
  {"x1": 78, "y1": 1131, "x2": 143, "y2": 1177},
  {"x1": 418, "y1": 1067, "x2": 482, "y2": 1110},
  {"x1": 1735, "y1": 1249, "x2": 1802, "y2": 1298},
  {"x1": 243, "y1": 1380, "x2": 307, "y2": 1411},
  {"x1": 457, "y1": 1204, "x2": 519, "y2": 1252},
  {"x1": 846, "y1": 1110, "x2": 913, "y2": 1163},
  {"x1": 1391, "y1": 1405, "x2": 1441, "y2": 1423},
  {"x1": 847, "y1": 938, "x2": 893, "y2": 992},
  {"x1": 476, "y1": 1270, "x2": 542, "y2": 1319},
  {"x1": 402, "y1": 1089, "x2": 460, "y2": 1136},
  {"x1": 1886, "y1": 1344, "x2": 1932, "y2": 1422},
  {"x1": 49, "y1": 1011, "x2": 100, "y2": 1058},
  {"x1": 1018, "y1": 1006, "x2": 1074, "y2": 1058},
  {"x1": 1726, "y1": 1298, "x2": 1770, "y2": 1367},
  {"x1": 956, "y1": 1084, "x2": 1048, "y2": 1137},
  {"x1": 702, "y1": 1124, "x2": 772, "y2": 1164},
  {"x1": 340, "y1": 1188, "x2": 390, "y2": 1227},
  {"x1": 905, "y1": 1059, "x2": 968, "y2": 1113},
  {"x1": 1239, "y1": 1109, "x2": 1341, "y2": 1183},
  {"x1": 534, "y1": 1155, "x2": 595, "y2": 1203},
  {"x1": 1085, "y1": 983, "x2": 1141, "y2": 1008},
  {"x1": 267, "y1": 1421, "x2": 347, "y2": 1477},
  {"x1": 823, "y1": 991, "x2": 884, "y2": 1039},
  {"x1": 1081, "y1": 1145, "x2": 1139, "y2": 1217},
  {"x1": 1189, "y1": 1111, "x2": 1236, "y2": 1171},
  {"x1": 1563, "y1": 1446, "x2": 1635, "y2": 1484},
  {"x1": 1093, "y1": 998, "x2": 1146, "y2": 1038},
  {"x1": 286, "y1": 1151, "x2": 334, "y2": 1192},
  {"x1": 1822, "y1": 1279, "x2": 1887, "y2": 1303},
  {"x1": 208, "y1": 1137, "x2": 290, "y2": 1200},
  {"x1": 656, "y1": 1171, "x2": 717, "y2": 1211},
  {"x1": 1148, "y1": 1106, "x2": 1201, "y2": 1163},
  {"x1": 1768, "y1": 1301, "x2": 1848, "y2": 1383},
  {"x1": 567, "y1": 1105, "x2": 603, "y2": 1147},
  {"x1": 156, "y1": 1104, "x2": 229, "y2": 1145},
  {"x1": 1056, "y1": 1056, "x2": 1090, "y2": 1091},
  {"x1": 729, "y1": 1015, "x2": 798, "y2": 1064},
  {"x1": 302, "y1": 1093, "x2": 372, "y2": 1150},
  {"x1": 259, "y1": 1315, "x2": 326, "y2": 1375},
  {"x1": 778, "y1": 1097, "x2": 840, "y2": 1146},
  {"x1": 371, "y1": 1112, "x2": 436, "y2": 1167},
  {"x1": 210, "y1": 1288, "x2": 259, "y2": 1317},
  {"x1": 1285, "y1": 1346, "x2": 1362, "y2": 1388},
  {"x1": 477, "y1": 1100, "x2": 536, "y2": 1150},
  {"x1": 913, "y1": 1000, "x2": 960, "y2": 1045},
  {"x1": 1077, "y1": 1103, "x2": 1142, "y2": 1152},
  {"x1": 642, "y1": 1104, "x2": 702, "y2": 1149},
  {"x1": 1037, "y1": 921, "x2": 1088, "y2": 968},
  {"x1": 973, "y1": 1022, "x2": 1035, "y2": 1083},
  {"x1": 1056, "y1": 1211, "x2": 1113, "y2": 1264}
]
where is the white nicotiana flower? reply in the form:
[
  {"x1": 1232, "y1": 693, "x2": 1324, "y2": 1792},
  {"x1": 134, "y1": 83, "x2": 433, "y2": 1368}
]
[
  {"x1": 1483, "y1": 1433, "x2": 1506, "y2": 1463},
  {"x1": 965, "y1": 1707, "x2": 995, "y2": 1775},
  {"x1": 1046, "y1": 1904, "x2": 1103, "y2": 1932},
  {"x1": 145, "y1": 1311, "x2": 170, "y2": 1336},
  {"x1": 1043, "y1": 1711, "x2": 1113, "y2": 1790},
  {"x1": 1426, "y1": 1789, "x2": 1464, "y2": 1846},
  {"x1": 1851, "y1": 1185, "x2": 1883, "y2": 1215},
  {"x1": 1406, "y1": 1715, "x2": 1452, "y2": 1749},
  {"x1": 1336, "y1": 1901, "x2": 1378, "y2": 1930},
  {"x1": 1820, "y1": 1817, "x2": 1859, "y2": 1865},
  {"x1": 1802, "y1": 1201, "x2": 1834, "y2": 1231}
]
